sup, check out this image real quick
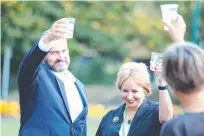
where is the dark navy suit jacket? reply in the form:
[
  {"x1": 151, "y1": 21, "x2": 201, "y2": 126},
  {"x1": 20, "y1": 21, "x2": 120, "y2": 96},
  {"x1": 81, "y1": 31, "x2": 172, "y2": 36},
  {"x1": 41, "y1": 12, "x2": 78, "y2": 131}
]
[
  {"x1": 17, "y1": 41, "x2": 88, "y2": 136},
  {"x1": 96, "y1": 99, "x2": 162, "y2": 136}
]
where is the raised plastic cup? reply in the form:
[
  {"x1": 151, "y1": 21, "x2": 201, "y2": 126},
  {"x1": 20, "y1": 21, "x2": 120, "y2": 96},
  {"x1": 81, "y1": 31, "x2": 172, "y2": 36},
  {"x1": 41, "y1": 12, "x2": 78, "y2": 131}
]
[
  {"x1": 65, "y1": 18, "x2": 75, "y2": 39},
  {"x1": 160, "y1": 4, "x2": 178, "y2": 31},
  {"x1": 150, "y1": 52, "x2": 163, "y2": 71}
]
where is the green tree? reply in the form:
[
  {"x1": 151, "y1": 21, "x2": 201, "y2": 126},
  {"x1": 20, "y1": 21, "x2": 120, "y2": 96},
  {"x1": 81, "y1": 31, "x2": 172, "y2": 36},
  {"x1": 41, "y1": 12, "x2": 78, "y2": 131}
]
[{"x1": 1, "y1": 1, "x2": 203, "y2": 74}]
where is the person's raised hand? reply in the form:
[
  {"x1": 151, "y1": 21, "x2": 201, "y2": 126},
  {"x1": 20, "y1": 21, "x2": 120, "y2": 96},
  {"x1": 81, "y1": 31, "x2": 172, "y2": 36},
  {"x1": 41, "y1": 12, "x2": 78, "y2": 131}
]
[
  {"x1": 162, "y1": 14, "x2": 186, "y2": 42},
  {"x1": 43, "y1": 18, "x2": 72, "y2": 45}
]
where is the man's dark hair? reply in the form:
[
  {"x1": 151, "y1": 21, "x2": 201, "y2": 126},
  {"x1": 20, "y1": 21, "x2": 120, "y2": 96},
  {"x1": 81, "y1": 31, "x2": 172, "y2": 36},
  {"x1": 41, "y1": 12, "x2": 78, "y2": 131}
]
[{"x1": 162, "y1": 42, "x2": 204, "y2": 93}]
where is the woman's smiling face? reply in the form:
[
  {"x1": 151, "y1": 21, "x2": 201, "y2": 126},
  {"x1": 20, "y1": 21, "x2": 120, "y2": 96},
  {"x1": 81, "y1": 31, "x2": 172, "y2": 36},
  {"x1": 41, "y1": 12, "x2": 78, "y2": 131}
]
[{"x1": 121, "y1": 79, "x2": 145, "y2": 109}]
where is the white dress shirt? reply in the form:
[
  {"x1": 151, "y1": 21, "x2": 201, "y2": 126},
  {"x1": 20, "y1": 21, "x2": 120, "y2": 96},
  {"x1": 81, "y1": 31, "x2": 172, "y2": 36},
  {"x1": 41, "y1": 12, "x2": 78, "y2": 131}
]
[{"x1": 39, "y1": 37, "x2": 84, "y2": 122}]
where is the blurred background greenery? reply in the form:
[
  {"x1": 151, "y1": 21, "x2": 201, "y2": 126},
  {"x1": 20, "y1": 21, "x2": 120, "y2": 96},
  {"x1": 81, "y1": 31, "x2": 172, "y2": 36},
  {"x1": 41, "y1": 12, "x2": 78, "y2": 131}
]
[
  {"x1": 1, "y1": 1, "x2": 204, "y2": 136},
  {"x1": 1, "y1": 1, "x2": 204, "y2": 86}
]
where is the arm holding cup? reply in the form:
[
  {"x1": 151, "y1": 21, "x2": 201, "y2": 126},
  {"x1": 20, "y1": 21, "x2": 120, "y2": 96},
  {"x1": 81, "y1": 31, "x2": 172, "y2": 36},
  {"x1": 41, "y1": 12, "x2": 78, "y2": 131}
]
[
  {"x1": 159, "y1": 14, "x2": 186, "y2": 120},
  {"x1": 42, "y1": 18, "x2": 75, "y2": 48},
  {"x1": 155, "y1": 70, "x2": 174, "y2": 123},
  {"x1": 150, "y1": 58, "x2": 173, "y2": 123},
  {"x1": 162, "y1": 14, "x2": 186, "y2": 42},
  {"x1": 160, "y1": 4, "x2": 186, "y2": 42},
  {"x1": 151, "y1": 10, "x2": 186, "y2": 124}
]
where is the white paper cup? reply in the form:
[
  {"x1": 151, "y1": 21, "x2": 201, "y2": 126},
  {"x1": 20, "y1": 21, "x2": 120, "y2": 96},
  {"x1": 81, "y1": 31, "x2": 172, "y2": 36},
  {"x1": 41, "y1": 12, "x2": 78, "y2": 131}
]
[
  {"x1": 65, "y1": 18, "x2": 75, "y2": 39},
  {"x1": 160, "y1": 4, "x2": 178, "y2": 31},
  {"x1": 150, "y1": 52, "x2": 163, "y2": 71}
]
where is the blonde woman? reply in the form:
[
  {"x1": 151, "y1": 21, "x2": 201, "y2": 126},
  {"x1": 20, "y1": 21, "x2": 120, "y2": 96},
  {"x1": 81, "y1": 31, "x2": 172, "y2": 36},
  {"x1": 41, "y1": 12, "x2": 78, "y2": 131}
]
[{"x1": 96, "y1": 62, "x2": 173, "y2": 136}]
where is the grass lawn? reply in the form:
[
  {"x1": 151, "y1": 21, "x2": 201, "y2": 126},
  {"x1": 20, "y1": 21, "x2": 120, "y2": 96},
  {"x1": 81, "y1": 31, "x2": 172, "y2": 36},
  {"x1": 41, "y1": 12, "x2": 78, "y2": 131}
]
[
  {"x1": 1, "y1": 117, "x2": 20, "y2": 136},
  {"x1": 1, "y1": 117, "x2": 100, "y2": 136}
]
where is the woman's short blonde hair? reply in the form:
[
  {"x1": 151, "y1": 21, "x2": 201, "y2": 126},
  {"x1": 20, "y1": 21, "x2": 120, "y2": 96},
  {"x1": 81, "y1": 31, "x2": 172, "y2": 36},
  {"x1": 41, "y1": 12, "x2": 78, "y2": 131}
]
[{"x1": 116, "y1": 62, "x2": 151, "y2": 96}]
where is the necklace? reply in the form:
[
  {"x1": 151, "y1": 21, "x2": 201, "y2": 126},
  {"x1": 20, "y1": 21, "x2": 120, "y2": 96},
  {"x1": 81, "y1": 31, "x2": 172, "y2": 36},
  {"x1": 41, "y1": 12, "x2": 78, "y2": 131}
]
[{"x1": 127, "y1": 120, "x2": 132, "y2": 125}]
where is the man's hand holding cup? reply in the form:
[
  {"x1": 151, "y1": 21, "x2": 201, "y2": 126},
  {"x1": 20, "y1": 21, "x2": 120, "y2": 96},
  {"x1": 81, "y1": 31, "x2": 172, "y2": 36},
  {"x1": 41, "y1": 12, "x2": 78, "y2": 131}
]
[{"x1": 43, "y1": 18, "x2": 75, "y2": 45}]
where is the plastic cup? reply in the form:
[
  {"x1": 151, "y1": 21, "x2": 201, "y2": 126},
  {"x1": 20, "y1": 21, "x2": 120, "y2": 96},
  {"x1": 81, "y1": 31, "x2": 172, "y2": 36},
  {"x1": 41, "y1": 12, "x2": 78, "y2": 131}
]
[
  {"x1": 160, "y1": 4, "x2": 178, "y2": 31},
  {"x1": 65, "y1": 18, "x2": 75, "y2": 39},
  {"x1": 150, "y1": 52, "x2": 163, "y2": 71}
]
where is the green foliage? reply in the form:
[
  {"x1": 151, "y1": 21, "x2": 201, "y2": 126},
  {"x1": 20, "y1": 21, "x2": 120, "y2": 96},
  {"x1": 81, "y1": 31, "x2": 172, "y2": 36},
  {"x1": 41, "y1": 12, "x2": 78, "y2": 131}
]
[
  {"x1": 1, "y1": 1, "x2": 204, "y2": 78},
  {"x1": 70, "y1": 56, "x2": 120, "y2": 85}
]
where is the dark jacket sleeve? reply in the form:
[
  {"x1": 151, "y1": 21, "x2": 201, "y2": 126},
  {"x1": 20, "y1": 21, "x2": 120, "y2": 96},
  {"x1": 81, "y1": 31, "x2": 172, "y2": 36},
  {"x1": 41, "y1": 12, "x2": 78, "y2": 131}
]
[
  {"x1": 151, "y1": 109, "x2": 163, "y2": 136},
  {"x1": 160, "y1": 121, "x2": 175, "y2": 136},
  {"x1": 17, "y1": 40, "x2": 50, "y2": 89},
  {"x1": 95, "y1": 111, "x2": 111, "y2": 136}
]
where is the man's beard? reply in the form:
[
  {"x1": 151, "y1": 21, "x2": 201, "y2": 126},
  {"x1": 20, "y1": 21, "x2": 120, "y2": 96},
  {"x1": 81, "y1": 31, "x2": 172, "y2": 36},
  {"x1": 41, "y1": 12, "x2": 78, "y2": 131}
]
[{"x1": 45, "y1": 59, "x2": 70, "y2": 72}]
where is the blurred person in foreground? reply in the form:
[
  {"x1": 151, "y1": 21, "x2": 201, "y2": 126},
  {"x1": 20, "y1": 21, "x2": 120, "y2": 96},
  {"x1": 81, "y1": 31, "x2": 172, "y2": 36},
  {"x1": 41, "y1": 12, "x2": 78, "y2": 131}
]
[
  {"x1": 17, "y1": 18, "x2": 87, "y2": 136},
  {"x1": 95, "y1": 14, "x2": 186, "y2": 136},
  {"x1": 160, "y1": 17, "x2": 204, "y2": 136}
]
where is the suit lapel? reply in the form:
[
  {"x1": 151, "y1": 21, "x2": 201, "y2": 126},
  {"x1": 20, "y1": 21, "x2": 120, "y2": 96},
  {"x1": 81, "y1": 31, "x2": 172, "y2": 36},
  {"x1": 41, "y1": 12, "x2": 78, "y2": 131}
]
[
  {"x1": 55, "y1": 76, "x2": 71, "y2": 115},
  {"x1": 128, "y1": 99, "x2": 150, "y2": 136},
  {"x1": 113, "y1": 104, "x2": 125, "y2": 135},
  {"x1": 73, "y1": 80, "x2": 88, "y2": 122},
  {"x1": 75, "y1": 80, "x2": 87, "y2": 104}
]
